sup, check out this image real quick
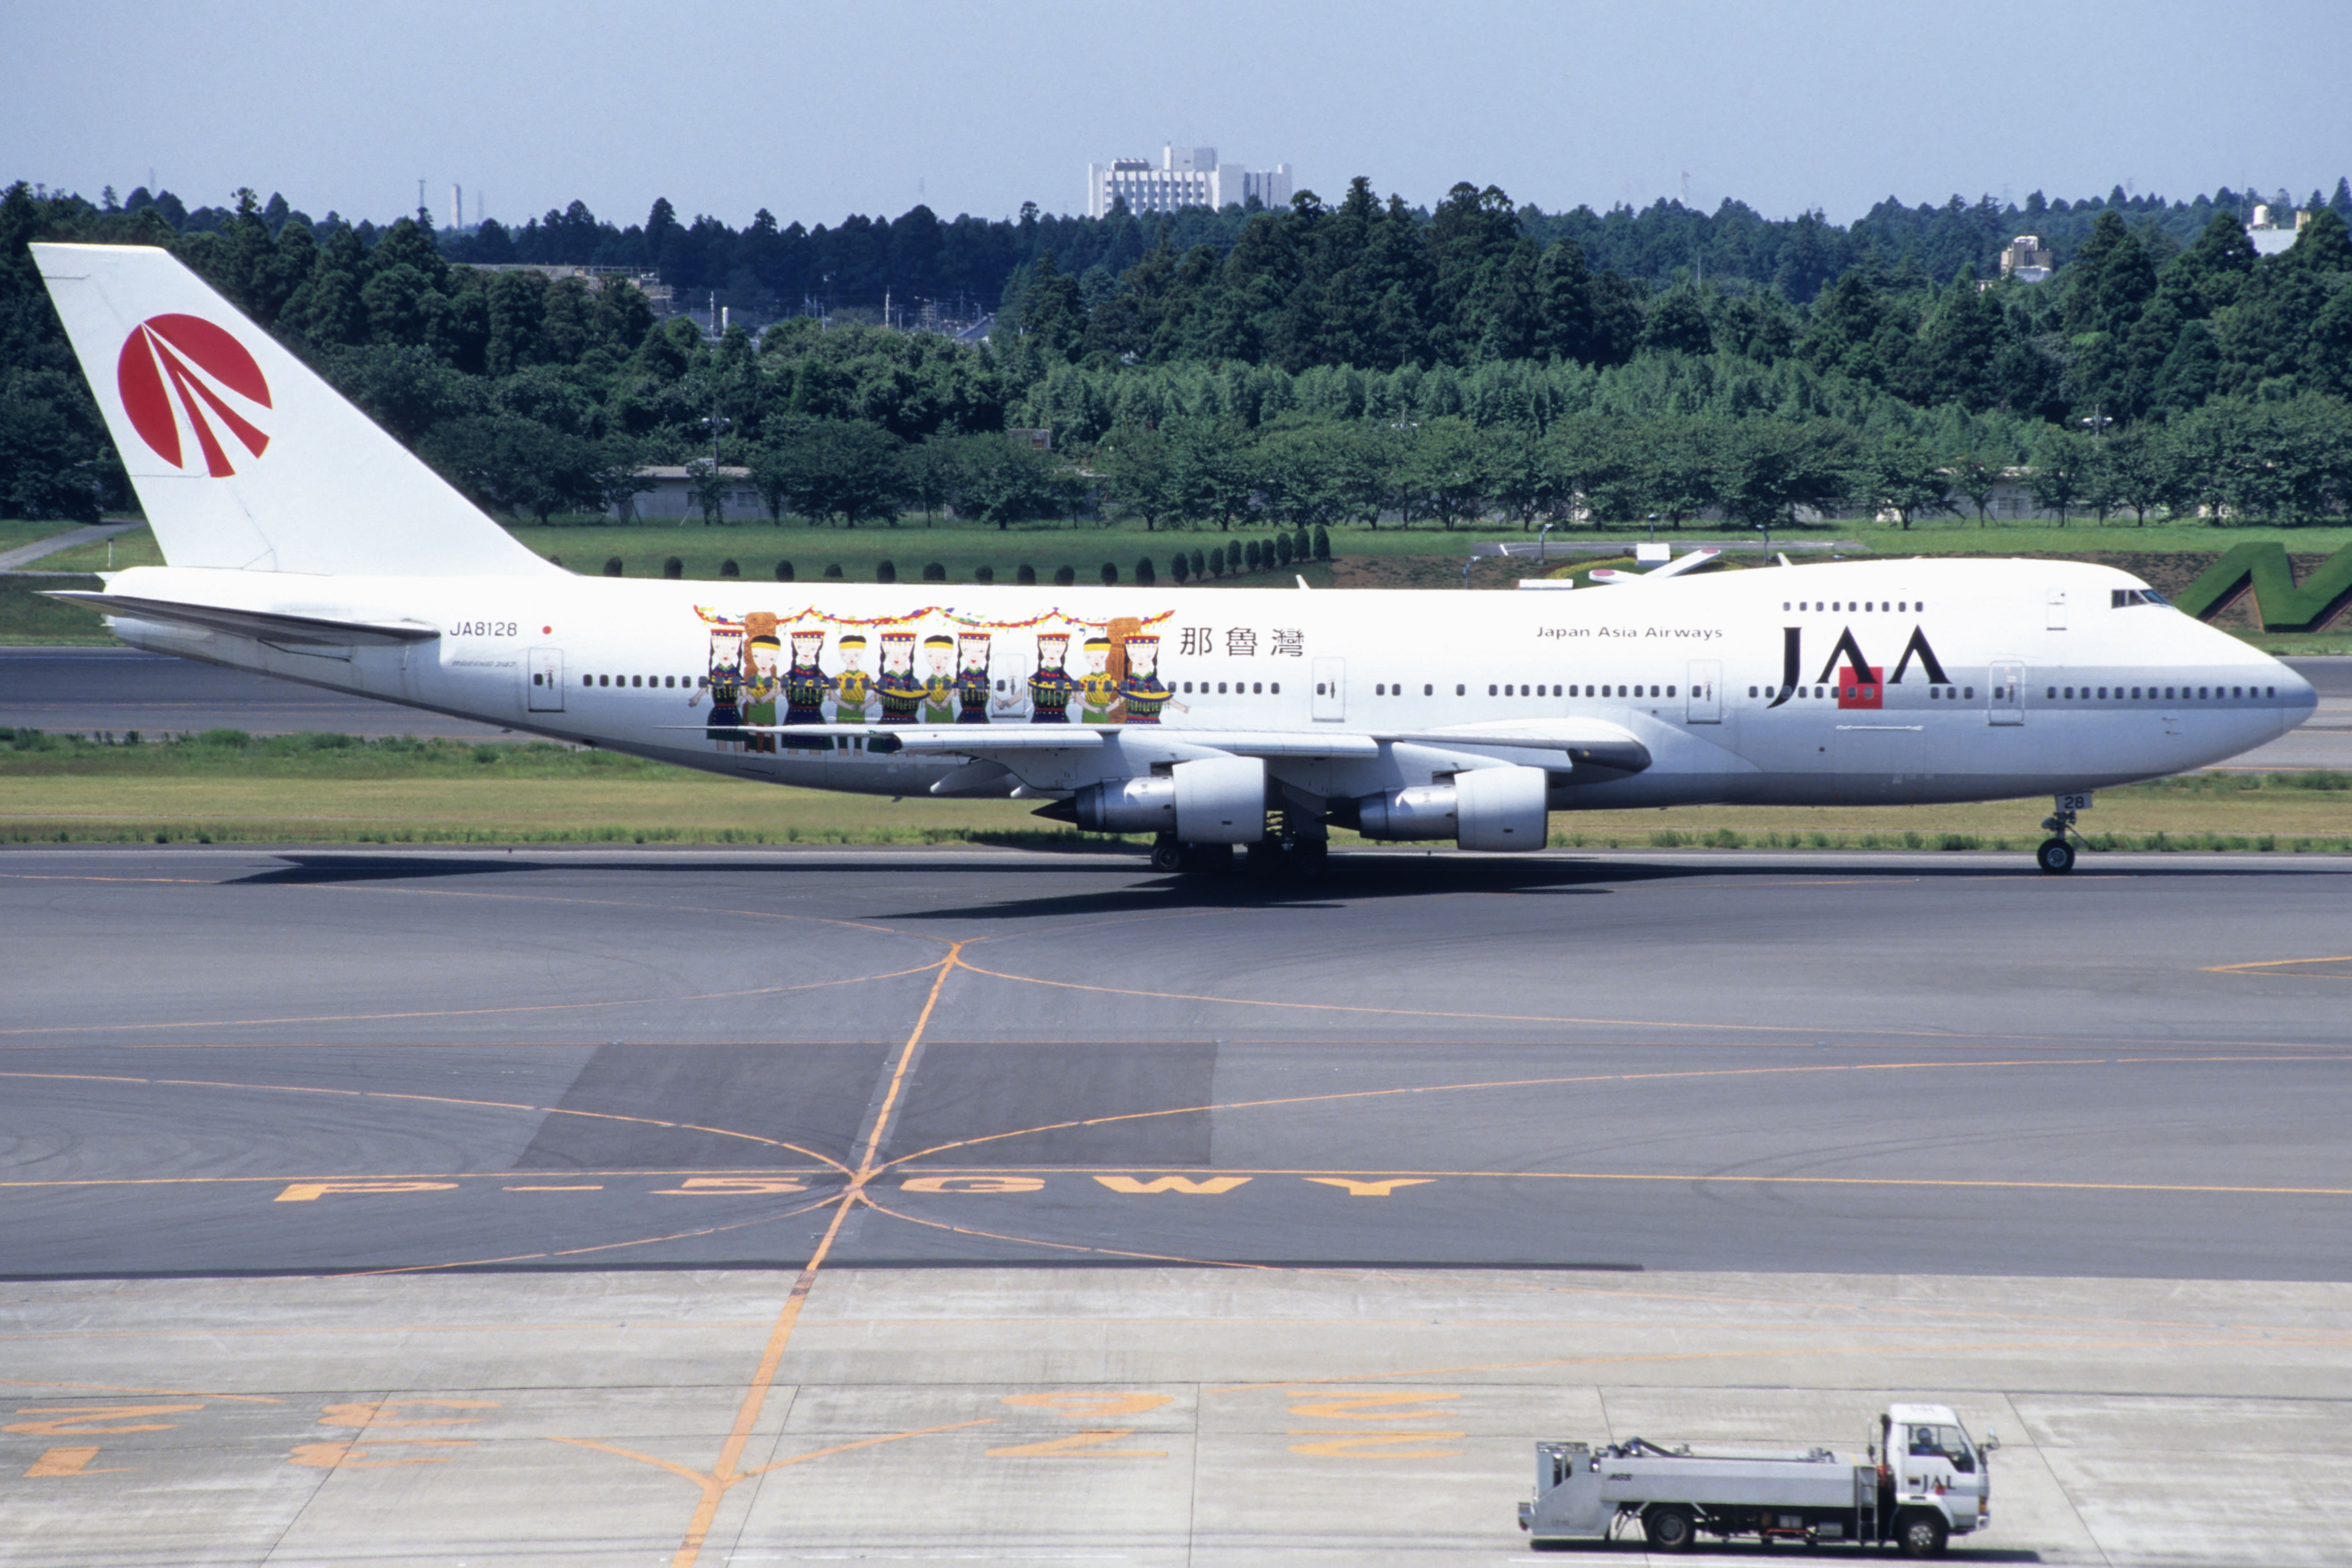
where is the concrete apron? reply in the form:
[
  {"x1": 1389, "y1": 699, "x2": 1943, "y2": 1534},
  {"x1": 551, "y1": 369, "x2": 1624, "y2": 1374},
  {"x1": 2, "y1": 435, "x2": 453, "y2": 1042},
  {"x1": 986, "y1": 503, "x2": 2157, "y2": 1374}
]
[{"x1": 3, "y1": 1266, "x2": 2345, "y2": 1567}]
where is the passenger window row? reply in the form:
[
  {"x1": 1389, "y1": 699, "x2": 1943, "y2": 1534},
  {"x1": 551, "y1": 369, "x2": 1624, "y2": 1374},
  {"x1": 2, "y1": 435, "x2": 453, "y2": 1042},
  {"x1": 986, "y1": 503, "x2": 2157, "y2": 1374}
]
[
  {"x1": 2049, "y1": 684, "x2": 2274, "y2": 700},
  {"x1": 583, "y1": 674, "x2": 697, "y2": 688},
  {"x1": 1782, "y1": 600, "x2": 1921, "y2": 613},
  {"x1": 1177, "y1": 681, "x2": 1278, "y2": 695},
  {"x1": 1364, "y1": 683, "x2": 1670, "y2": 698},
  {"x1": 1748, "y1": 684, "x2": 1974, "y2": 700}
]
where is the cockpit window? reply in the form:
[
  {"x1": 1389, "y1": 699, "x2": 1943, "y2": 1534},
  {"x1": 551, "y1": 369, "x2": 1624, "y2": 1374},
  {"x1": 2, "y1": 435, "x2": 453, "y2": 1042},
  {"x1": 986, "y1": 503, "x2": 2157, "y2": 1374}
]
[{"x1": 2111, "y1": 588, "x2": 2167, "y2": 608}]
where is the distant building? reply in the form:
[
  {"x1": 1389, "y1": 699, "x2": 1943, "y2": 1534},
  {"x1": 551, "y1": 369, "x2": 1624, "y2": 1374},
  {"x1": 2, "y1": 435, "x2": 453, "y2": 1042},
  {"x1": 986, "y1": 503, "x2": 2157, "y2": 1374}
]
[
  {"x1": 1085, "y1": 144, "x2": 1293, "y2": 219},
  {"x1": 1999, "y1": 235, "x2": 2054, "y2": 283},
  {"x1": 2246, "y1": 204, "x2": 2308, "y2": 258},
  {"x1": 611, "y1": 466, "x2": 761, "y2": 523},
  {"x1": 466, "y1": 262, "x2": 670, "y2": 306}
]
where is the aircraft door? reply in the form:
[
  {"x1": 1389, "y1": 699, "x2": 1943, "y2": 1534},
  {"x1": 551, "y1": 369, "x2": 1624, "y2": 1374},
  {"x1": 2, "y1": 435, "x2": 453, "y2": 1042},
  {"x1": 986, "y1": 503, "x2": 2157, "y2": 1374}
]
[
  {"x1": 1685, "y1": 660, "x2": 1722, "y2": 723},
  {"x1": 1988, "y1": 660, "x2": 2023, "y2": 725},
  {"x1": 528, "y1": 647, "x2": 565, "y2": 712},
  {"x1": 2046, "y1": 588, "x2": 2067, "y2": 630},
  {"x1": 1312, "y1": 657, "x2": 1345, "y2": 721}
]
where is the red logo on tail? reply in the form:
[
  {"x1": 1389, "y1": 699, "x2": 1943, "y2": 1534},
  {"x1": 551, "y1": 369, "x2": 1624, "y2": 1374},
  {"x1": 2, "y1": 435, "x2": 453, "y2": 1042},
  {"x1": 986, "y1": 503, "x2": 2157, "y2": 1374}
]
[{"x1": 116, "y1": 315, "x2": 272, "y2": 477}]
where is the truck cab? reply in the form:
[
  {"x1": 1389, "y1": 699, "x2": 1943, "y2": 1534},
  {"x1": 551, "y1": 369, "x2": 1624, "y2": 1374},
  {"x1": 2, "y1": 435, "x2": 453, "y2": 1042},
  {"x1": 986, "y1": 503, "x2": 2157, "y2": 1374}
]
[{"x1": 1880, "y1": 1403, "x2": 1991, "y2": 1554}]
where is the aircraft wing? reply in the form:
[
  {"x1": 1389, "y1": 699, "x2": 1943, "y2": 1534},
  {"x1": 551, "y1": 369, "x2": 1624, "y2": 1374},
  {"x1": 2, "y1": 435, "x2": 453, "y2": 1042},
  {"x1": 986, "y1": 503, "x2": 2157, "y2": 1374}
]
[{"x1": 45, "y1": 590, "x2": 441, "y2": 647}]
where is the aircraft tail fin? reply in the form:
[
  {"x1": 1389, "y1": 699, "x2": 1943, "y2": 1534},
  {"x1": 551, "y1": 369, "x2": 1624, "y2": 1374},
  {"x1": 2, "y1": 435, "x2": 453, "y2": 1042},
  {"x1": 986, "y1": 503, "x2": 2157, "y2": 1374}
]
[{"x1": 31, "y1": 243, "x2": 558, "y2": 579}]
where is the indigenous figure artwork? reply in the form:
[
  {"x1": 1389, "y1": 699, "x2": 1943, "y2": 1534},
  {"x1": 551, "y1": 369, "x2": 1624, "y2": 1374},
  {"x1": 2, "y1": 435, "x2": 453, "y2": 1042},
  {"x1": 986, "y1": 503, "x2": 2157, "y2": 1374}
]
[
  {"x1": 687, "y1": 604, "x2": 1183, "y2": 746},
  {"x1": 1028, "y1": 632, "x2": 1076, "y2": 724},
  {"x1": 1118, "y1": 633, "x2": 1184, "y2": 724},
  {"x1": 1077, "y1": 635, "x2": 1122, "y2": 725},
  {"x1": 956, "y1": 631, "x2": 994, "y2": 724},
  {"x1": 781, "y1": 625, "x2": 832, "y2": 750},
  {"x1": 702, "y1": 626, "x2": 744, "y2": 749},
  {"x1": 918, "y1": 635, "x2": 957, "y2": 724},
  {"x1": 877, "y1": 631, "x2": 922, "y2": 724},
  {"x1": 741, "y1": 612, "x2": 781, "y2": 753},
  {"x1": 833, "y1": 633, "x2": 874, "y2": 722}
]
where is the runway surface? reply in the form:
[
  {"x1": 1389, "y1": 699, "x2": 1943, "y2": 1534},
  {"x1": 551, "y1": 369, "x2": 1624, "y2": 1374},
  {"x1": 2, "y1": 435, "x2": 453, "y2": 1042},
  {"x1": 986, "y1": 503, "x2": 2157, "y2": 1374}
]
[
  {"x1": 5, "y1": 847, "x2": 2350, "y2": 1567},
  {"x1": 4, "y1": 847, "x2": 2347, "y2": 1283},
  {"x1": 1, "y1": 647, "x2": 2346, "y2": 766}
]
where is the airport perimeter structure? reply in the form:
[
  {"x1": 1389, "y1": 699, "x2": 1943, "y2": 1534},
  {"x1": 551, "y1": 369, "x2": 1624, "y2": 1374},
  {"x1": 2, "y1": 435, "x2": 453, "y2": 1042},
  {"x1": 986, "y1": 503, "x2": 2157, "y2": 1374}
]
[{"x1": 3, "y1": 845, "x2": 2349, "y2": 1565}]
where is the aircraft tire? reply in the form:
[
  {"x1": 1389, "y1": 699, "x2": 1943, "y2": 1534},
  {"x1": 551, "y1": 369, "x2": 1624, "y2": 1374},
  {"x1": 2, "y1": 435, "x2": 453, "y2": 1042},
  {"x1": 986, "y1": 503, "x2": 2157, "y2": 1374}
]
[
  {"x1": 2035, "y1": 838, "x2": 2076, "y2": 875},
  {"x1": 1150, "y1": 836, "x2": 1186, "y2": 873}
]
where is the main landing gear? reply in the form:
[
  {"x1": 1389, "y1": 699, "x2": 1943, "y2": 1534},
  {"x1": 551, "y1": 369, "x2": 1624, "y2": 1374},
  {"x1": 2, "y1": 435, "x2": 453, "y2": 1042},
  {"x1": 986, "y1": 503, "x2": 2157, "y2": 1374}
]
[
  {"x1": 1151, "y1": 809, "x2": 1328, "y2": 880},
  {"x1": 2036, "y1": 797, "x2": 2081, "y2": 875},
  {"x1": 1149, "y1": 835, "x2": 1232, "y2": 874}
]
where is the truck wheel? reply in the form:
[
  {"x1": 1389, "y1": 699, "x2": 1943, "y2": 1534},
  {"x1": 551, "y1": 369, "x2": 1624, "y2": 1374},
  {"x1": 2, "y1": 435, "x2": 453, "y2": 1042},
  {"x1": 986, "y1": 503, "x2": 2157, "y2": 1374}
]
[
  {"x1": 1895, "y1": 1510, "x2": 1948, "y2": 1558},
  {"x1": 1644, "y1": 1505, "x2": 1696, "y2": 1552}
]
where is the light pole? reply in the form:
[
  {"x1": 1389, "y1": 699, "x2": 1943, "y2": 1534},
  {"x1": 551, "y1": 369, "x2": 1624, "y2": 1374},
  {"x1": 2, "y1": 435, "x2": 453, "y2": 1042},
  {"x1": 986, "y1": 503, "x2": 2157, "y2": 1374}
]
[{"x1": 1537, "y1": 522, "x2": 1554, "y2": 563}]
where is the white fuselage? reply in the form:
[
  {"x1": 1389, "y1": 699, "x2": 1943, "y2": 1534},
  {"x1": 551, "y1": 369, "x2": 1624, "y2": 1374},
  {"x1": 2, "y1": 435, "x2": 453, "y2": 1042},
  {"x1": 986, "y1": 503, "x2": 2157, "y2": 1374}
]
[{"x1": 92, "y1": 556, "x2": 2314, "y2": 816}]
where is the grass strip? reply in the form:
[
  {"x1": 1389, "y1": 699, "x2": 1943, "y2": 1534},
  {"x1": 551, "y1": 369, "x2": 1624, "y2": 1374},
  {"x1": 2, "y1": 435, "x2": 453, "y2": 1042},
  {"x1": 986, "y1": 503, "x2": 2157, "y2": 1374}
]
[{"x1": 0, "y1": 729, "x2": 2344, "y2": 850}]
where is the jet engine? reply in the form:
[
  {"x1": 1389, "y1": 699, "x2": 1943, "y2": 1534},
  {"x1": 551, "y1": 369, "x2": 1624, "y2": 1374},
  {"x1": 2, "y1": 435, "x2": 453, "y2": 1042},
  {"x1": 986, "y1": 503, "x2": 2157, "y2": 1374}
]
[
  {"x1": 1073, "y1": 755, "x2": 1266, "y2": 843},
  {"x1": 1353, "y1": 764, "x2": 1550, "y2": 852}
]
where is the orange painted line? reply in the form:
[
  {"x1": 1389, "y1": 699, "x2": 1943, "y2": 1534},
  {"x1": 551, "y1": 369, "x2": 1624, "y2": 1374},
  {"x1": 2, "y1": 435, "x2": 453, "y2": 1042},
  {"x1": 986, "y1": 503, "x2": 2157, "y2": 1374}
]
[
  {"x1": 879, "y1": 1057, "x2": 2114, "y2": 1170},
  {"x1": 329, "y1": 1195, "x2": 844, "y2": 1278},
  {"x1": 0, "y1": 964, "x2": 945, "y2": 1038},
  {"x1": 0, "y1": 1072, "x2": 851, "y2": 1171},
  {"x1": 666, "y1": 942, "x2": 967, "y2": 1568},
  {"x1": 951, "y1": 953, "x2": 1955, "y2": 1035},
  {"x1": 2206, "y1": 954, "x2": 2352, "y2": 972},
  {"x1": 0, "y1": 1168, "x2": 834, "y2": 1190},
  {"x1": 739, "y1": 1417, "x2": 1001, "y2": 1479}
]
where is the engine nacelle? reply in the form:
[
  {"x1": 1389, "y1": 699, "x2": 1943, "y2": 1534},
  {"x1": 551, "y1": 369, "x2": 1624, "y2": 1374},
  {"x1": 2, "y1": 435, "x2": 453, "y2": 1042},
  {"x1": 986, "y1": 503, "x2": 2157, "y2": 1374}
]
[
  {"x1": 1453, "y1": 764, "x2": 1551, "y2": 850},
  {"x1": 1354, "y1": 783, "x2": 1459, "y2": 841},
  {"x1": 1354, "y1": 765, "x2": 1551, "y2": 852},
  {"x1": 1171, "y1": 755, "x2": 1267, "y2": 843},
  {"x1": 1073, "y1": 775, "x2": 1175, "y2": 834},
  {"x1": 1074, "y1": 756, "x2": 1265, "y2": 843}
]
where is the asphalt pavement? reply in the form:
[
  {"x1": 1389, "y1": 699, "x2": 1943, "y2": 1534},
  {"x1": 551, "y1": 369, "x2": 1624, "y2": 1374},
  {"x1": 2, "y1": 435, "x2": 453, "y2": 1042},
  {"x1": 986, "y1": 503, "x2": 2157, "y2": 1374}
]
[{"x1": 4, "y1": 846, "x2": 2348, "y2": 1567}]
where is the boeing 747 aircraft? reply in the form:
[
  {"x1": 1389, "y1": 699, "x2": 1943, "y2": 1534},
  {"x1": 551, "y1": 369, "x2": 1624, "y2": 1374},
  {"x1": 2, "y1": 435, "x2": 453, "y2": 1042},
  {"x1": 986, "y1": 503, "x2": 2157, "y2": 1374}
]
[{"x1": 33, "y1": 243, "x2": 2318, "y2": 874}]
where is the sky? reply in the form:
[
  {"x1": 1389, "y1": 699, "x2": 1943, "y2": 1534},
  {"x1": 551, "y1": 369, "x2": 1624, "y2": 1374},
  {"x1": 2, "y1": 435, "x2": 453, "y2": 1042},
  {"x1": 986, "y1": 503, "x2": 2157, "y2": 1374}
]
[{"x1": 9, "y1": 0, "x2": 2351, "y2": 233}]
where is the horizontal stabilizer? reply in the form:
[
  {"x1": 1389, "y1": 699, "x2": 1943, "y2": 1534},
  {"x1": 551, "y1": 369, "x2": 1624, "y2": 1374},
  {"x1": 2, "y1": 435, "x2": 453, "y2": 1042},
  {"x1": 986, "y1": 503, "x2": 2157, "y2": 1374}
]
[{"x1": 46, "y1": 590, "x2": 439, "y2": 646}]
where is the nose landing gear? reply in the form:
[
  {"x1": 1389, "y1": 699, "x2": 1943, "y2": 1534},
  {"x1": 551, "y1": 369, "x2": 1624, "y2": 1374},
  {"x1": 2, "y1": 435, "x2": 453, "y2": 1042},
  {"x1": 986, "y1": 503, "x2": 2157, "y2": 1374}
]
[{"x1": 2035, "y1": 797, "x2": 2082, "y2": 874}]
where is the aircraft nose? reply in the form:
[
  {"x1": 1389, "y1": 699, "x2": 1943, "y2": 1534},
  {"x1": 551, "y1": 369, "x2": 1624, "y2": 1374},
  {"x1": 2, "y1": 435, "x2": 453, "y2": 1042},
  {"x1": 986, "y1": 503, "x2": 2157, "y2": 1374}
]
[{"x1": 2275, "y1": 663, "x2": 2318, "y2": 731}]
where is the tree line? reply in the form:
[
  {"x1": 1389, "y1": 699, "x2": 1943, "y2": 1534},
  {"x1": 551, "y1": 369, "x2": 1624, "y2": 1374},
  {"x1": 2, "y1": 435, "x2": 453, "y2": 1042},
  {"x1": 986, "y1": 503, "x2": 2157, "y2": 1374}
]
[{"x1": 5, "y1": 176, "x2": 2352, "y2": 529}]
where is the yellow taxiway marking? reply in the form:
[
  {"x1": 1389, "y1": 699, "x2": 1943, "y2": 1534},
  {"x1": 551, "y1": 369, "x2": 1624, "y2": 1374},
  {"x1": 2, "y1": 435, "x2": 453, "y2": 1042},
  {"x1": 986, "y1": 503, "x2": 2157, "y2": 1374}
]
[
  {"x1": 0, "y1": 962, "x2": 944, "y2": 1039},
  {"x1": 519, "y1": 939, "x2": 971, "y2": 1568},
  {"x1": 0, "y1": 1070, "x2": 848, "y2": 1172},
  {"x1": 2206, "y1": 954, "x2": 2352, "y2": 979}
]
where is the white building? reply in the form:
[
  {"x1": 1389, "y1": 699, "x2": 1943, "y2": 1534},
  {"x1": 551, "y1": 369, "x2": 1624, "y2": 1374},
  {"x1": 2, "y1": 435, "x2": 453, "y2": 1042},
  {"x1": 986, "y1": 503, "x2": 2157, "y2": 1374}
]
[
  {"x1": 1999, "y1": 235, "x2": 2054, "y2": 283},
  {"x1": 1085, "y1": 145, "x2": 1293, "y2": 219},
  {"x1": 2245, "y1": 204, "x2": 2308, "y2": 258}
]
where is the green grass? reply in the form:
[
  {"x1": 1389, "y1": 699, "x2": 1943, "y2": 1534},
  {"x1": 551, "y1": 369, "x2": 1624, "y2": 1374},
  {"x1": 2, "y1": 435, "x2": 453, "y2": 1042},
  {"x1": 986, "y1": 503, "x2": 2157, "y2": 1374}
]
[
  {"x1": 25, "y1": 512, "x2": 2352, "y2": 580},
  {"x1": 1, "y1": 728, "x2": 2344, "y2": 849},
  {"x1": 0, "y1": 574, "x2": 109, "y2": 644}
]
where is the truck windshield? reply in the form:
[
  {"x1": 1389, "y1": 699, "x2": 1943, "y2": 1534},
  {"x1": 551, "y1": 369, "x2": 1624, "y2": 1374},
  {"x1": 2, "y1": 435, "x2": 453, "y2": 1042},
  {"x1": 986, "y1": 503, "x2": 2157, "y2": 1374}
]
[{"x1": 1907, "y1": 1424, "x2": 1975, "y2": 1472}]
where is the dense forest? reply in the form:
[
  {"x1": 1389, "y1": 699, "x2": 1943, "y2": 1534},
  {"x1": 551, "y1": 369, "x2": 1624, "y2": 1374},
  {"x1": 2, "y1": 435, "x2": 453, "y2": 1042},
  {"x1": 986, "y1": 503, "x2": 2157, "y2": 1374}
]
[{"x1": 5, "y1": 172, "x2": 2352, "y2": 530}]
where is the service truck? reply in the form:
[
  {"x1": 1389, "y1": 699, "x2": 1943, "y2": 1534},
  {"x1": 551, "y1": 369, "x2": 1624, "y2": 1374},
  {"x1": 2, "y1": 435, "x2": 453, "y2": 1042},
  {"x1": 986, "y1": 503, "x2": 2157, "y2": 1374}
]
[{"x1": 1517, "y1": 1402, "x2": 1992, "y2": 1556}]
